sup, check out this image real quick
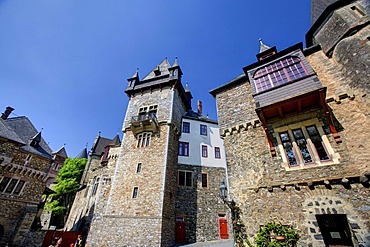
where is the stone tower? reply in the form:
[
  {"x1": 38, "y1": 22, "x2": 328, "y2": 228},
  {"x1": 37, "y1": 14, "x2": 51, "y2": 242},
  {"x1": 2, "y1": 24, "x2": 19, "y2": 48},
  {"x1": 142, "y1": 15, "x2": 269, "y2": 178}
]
[{"x1": 86, "y1": 58, "x2": 191, "y2": 246}]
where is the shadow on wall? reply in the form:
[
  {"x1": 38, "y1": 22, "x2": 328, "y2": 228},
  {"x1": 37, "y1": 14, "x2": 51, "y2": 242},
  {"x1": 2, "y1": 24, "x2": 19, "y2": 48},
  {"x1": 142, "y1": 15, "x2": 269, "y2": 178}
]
[{"x1": 70, "y1": 203, "x2": 95, "y2": 246}]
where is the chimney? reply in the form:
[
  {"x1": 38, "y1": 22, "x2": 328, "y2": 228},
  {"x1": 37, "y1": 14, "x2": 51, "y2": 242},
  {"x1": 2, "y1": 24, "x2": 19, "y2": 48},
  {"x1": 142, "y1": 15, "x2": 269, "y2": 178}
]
[
  {"x1": 197, "y1": 100, "x2": 202, "y2": 115},
  {"x1": 1, "y1": 106, "x2": 14, "y2": 120}
]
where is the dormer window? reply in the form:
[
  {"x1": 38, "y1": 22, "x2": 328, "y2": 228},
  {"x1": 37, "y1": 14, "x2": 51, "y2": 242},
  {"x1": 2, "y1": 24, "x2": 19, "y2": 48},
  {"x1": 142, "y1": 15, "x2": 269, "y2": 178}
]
[
  {"x1": 253, "y1": 56, "x2": 307, "y2": 93},
  {"x1": 154, "y1": 66, "x2": 161, "y2": 76}
]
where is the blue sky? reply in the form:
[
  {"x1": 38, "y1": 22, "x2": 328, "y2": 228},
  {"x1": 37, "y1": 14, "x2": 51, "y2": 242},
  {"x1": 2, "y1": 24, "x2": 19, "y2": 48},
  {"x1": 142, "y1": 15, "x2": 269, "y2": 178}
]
[{"x1": 0, "y1": 0, "x2": 311, "y2": 157}]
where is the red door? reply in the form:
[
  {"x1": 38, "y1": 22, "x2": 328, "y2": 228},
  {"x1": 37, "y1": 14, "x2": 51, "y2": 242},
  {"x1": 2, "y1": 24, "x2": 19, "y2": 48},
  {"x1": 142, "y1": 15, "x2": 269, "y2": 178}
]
[
  {"x1": 219, "y1": 216, "x2": 229, "y2": 239},
  {"x1": 175, "y1": 218, "x2": 186, "y2": 243}
]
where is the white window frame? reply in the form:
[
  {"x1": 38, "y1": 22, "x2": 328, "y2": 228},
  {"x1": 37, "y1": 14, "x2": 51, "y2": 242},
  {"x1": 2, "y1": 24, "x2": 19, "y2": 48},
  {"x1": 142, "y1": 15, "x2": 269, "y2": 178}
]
[
  {"x1": 137, "y1": 132, "x2": 151, "y2": 148},
  {"x1": 274, "y1": 118, "x2": 340, "y2": 170}
]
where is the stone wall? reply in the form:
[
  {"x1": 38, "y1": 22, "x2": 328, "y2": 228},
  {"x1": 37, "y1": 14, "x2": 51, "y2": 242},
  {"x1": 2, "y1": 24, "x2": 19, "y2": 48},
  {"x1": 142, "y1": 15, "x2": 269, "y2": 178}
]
[
  {"x1": 214, "y1": 79, "x2": 257, "y2": 131},
  {"x1": 65, "y1": 146, "x2": 119, "y2": 234},
  {"x1": 87, "y1": 216, "x2": 162, "y2": 247},
  {"x1": 214, "y1": 11, "x2": 370, "y2": 245},
  {"x1": 175, "y1": 164, "x2": 229, "y2": 243},
  {"x1": 0, "y1": 140, "x2": 52, "y2": 246},
  {"x1": 240, "y1": 184, "x2": 370, "y2": 246}
]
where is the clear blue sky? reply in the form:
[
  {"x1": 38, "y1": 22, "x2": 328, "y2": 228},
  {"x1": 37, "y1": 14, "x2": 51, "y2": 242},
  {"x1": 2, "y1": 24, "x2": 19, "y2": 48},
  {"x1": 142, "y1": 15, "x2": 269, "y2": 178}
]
[{"x1": 0, "y1": 0, "x2": 311, "y2": 157}]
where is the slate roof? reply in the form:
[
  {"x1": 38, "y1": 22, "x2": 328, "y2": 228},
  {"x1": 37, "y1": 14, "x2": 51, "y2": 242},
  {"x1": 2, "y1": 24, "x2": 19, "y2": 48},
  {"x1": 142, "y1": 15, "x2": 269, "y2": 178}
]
[
  {"x1": 209, "y1": 73, "x2": 247, "y2": 97},
  {"x1": 142, "y1": 58, "x2": 171, "y2": 81},
  {"x1": 91, "y1": 134, "x2": 121, "y2": 156},
  {"x1": 183, "y1": 110, "x2": 218, "y2": 125},
  {"x1": 2, "y1": 116, "x2": 53, "y2": 159},
  {"x1": 75, "y1": 147, "x2": 88, "y2": 159},
  {"x1": 0, "y1": 118, "x2": 25, "y2": 144},
  {"x1": 53, "y1": 146, "x2": 68, "y2": 158}
]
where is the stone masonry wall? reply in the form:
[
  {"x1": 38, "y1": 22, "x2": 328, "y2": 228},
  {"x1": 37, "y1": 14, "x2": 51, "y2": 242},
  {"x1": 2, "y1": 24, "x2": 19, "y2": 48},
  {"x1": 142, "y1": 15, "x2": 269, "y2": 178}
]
[
  {"x1": 161, "y1": 89, "x2": 187, "y2": 246},
  {"x1": 65, "y1": 146, "x2": 119, "y2": 235},
  {"x1": 87, "y1": 216, "x2": 162, "y2": 247},
  {"x1": 215, "y1": 79, "x2": 258, "y2": 131},
  {"x1": 0, "y1": 140, "x2": 52, "y2": 246},
  {"x1": 176, "y1": 164, "x2": 229, "y2": 244},
  {"x1": 215, "y1": 23, "x2": 370, "y2": 245}
]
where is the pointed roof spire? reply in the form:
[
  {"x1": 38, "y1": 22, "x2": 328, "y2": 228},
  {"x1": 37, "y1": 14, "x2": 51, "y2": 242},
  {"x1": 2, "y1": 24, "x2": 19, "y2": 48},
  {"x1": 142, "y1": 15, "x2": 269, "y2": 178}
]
[
  {"x1": 75, "y1": 147, "x2": 88, "y2": 159},
  {"x1": 142, "y1": 58, "x2": 171, "y2": 81},
  {"x1": 91, "y1": 131, "x2": 101, "y2": 153},
  {"x1": 130, "y1": 68, "x2": 139, "y2": 79},
  {"x1": 185, "y1": 82, "x2": 190, "y2": 92},
  {"x1": 256, "y1": 38, "x2": 277, "y2": 61},
  {"x1": 259, "y1": 38, "x2": 271, "y2": 53},
  {"x1": 53, "y1": 146, "x2": 68, "y2": 158},
  {"x1": 172, "y1": 57, "x2": 179, "y2": 67},
  {"x1": 111, "y1": 134, "x2": 121, "y2": 146}
]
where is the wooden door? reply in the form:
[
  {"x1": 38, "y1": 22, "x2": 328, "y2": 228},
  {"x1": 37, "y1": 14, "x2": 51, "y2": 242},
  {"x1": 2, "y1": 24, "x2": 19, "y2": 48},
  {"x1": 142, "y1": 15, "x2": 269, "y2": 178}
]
[
  {"x1": 218, "y1": 214, "x2": 229, "y2": 239},
  {"x1": 175, "y1": 217, "x2": 186, "y2": 244}
]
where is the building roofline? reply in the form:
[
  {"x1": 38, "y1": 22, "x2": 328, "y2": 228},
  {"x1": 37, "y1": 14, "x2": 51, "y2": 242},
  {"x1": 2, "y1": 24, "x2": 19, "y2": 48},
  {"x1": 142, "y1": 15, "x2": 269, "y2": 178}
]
[
  {"x1": 209, "y1": 73, "x2": 246, "y2": 97},
  {"x1": 183, "y1": 115, "x2": 218, "y2": 125},
  {"x1": 242, "y1": 42, "x2": 303, "y2": 72}
]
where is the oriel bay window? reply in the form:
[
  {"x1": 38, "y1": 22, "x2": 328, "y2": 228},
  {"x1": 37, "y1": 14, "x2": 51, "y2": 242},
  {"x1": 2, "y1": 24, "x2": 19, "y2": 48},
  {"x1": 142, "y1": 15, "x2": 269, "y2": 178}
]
[
  {"x1": 275, "y1": 119, "x2": 338, "y2": 169},
  {"x1": 253, "y1": 56, "x2": 307, "y2": 93}
]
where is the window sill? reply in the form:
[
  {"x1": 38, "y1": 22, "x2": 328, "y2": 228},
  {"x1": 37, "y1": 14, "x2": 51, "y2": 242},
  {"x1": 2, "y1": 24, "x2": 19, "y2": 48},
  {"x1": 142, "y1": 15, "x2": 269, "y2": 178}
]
[{"x1": 283, "y1": 157, "x2": 340, "y2": 171}]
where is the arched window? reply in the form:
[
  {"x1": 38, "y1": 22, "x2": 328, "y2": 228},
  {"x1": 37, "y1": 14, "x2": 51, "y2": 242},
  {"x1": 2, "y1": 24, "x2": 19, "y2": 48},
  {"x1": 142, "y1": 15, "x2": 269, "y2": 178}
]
[{"x1": 253, "y1": 56, "x2": 307, "y2": 93}]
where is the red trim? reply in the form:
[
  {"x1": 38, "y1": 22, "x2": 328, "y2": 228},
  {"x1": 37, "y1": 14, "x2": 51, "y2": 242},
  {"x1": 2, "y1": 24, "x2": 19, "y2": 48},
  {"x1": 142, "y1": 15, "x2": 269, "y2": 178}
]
[
  {"x1": 319, "y1": 90, "x2": 341, "y2": 143},
  {"x1": 258, "y1": 111, "x2": 276, "y2": 156}
]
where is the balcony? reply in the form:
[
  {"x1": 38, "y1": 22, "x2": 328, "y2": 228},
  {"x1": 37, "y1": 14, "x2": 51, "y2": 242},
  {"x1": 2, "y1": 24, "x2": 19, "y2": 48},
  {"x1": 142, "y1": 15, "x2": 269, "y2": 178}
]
[{"x1": 130, "y1": 114, "x2": 158, "y2": 136}]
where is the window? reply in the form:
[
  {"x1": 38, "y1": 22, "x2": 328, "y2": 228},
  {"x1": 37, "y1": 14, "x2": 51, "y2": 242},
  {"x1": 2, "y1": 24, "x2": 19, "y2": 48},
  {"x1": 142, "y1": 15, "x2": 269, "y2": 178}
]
[
  {"x1": 132, "y1": 187, "x2": 138, "y2": 198},
  {"x1": 182, "y1": 122, "x2": 190, "y2": 133},
  {"x1": 276, "y1": 121, "x2": 333, "y2": 168},
  {"x1": 101, "y1": 146, "x2": 110, "y2": 164},
  {"x1": 202, "y1": 145, "x2": 208, "y2": 158},
  {"x1": 137, "y1": 132, "x2": 151, "y2": 148},
  {"x1": 178, "y1": 171, "x2": 192, "y2": 187},
  {"x1": 253, "y1": 56, "x2": 307, "y2": 93},
  {"x1": 92, "y1": 177, "x2": 100, "y2": 195},
  {"x1": 178, "y1": 142, "x2": 189, "y2": 156},
  {"x1": 136, "y1": 163, "x2": 142, "y2": 173},
  {"x1": 200, "y1": 124, "x2": 207, "y2": 136},
  {"x1": 138, "y1": 105, "x2": 158, "y2": 121},
  {"x1": 201, "y1": 173, "x2": 208, "y2": 188},
  {"x1": 24, "y1": 154, "x2": 32, "y2": 166},
  {"x1": 0, "y1": 177, "x2": 26, "y2": 195},
  {"x1": 215, "y1": 147, "x2": 221, "y2": 159}
]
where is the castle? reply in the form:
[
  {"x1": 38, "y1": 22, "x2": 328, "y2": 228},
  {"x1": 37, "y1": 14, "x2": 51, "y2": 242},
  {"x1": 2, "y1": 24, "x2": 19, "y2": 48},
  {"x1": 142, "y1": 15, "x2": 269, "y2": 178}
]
[
  {"x1": 66, "y1": 0, "x2": 370, "y2": 246},
  {"x1": 65, "y1": 59, "x2": 229, "y2": 246}
]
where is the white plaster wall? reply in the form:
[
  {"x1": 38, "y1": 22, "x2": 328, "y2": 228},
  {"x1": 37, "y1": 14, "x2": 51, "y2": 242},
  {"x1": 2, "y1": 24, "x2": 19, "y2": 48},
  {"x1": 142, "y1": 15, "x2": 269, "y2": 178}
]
[{"x1": 178, "y1": 117, "x2": 227, "y2": 168}]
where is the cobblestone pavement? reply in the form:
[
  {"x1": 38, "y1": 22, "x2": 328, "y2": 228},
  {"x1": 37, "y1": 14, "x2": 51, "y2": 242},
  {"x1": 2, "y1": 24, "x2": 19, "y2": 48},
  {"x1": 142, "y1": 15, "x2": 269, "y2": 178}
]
[{"x1": 179, "y1": 239, "x2": 233, "y2": 247}]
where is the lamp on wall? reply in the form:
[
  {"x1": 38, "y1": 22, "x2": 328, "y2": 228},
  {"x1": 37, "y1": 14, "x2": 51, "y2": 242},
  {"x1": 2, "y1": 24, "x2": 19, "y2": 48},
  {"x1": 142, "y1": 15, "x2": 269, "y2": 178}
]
[
  {"x1": 219, "y1": 179, "x2": 242, "y2": 245},
  {"x1": 219, "y1": 179, "x2": 228, "y2": 201}
]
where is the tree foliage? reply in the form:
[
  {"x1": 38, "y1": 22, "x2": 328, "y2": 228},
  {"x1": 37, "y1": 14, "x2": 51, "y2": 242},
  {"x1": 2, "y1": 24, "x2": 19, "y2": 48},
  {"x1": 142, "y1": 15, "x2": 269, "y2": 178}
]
[{"x1": 45, "y1": 158, "x2": 86, "y2": 215}]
